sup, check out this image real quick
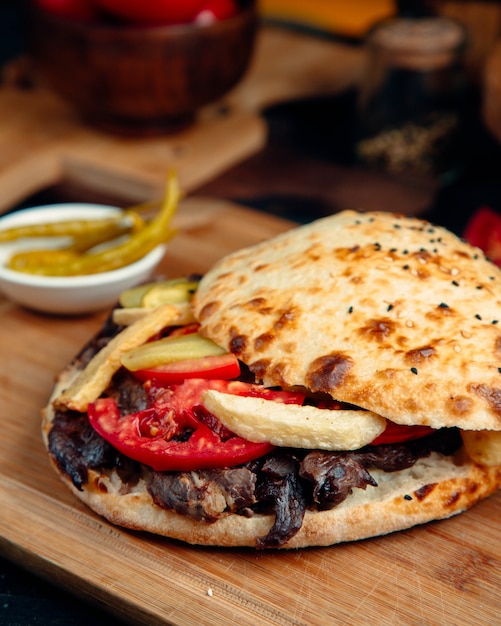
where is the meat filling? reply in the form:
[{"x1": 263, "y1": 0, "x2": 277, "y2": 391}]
[
  {"x1": 49, "y1": 409, "x2": 461, "y2": 548},
  {"x1": 148, "y1": 467, "x2": 257, "y2": 522},
  {"x1": 48, "y1": 411, "x2": 117, "y2": 490},
  {"x1": 254, "y1": 452, "x2": 306, "y2": 549},
  {"x1": 300, "y1": 451, "x2": 377, "y2": 509}
]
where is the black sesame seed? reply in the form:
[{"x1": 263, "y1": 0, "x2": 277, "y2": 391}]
[
  {"x1": 498, "y1": 368, "x2": 501, "y2": 374},
  {"x1": 475, "y1": 314, "x2": 482, "y2": 320},
  {"x1": 452, "y1": 280, "x2": 459, "y2": 286},
  {"x1": 492, "y1": 320, "x2": 499, "y2": 325},
  {"x1": 403, "y1": 249, "x2": 408, "y2": 255},
  {"x1": 387, "y1": 304, "x2": 394, "y2": 311},
  {"x1": 348, "y1": 306, "x2": 353, "y2": 314},
  {"x1": 410, "y1": 367, "x2": 418, "y2": 375},
  {"x1": 404, "y1": 494, "x2": 413, "y2": 501},
  {"x1": 439, "y1": 303, "x2": 449, "y2": 308},
  {"x1": 403, "y1": 264, "x2": 409, "y2": 270},
  {"x1": 390, "y1": 248, "x2": 397, "y2": 253},
  {"x1": 476, "y1": 285, "x2": 483, "y2": 290}
]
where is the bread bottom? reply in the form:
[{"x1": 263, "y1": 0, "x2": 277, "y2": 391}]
[{"x1": 46, "y1": 445, "x2": 501, "y2": 549}]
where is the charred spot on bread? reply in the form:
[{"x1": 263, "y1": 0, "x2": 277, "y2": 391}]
[
  {"x1": 305, "y1": 353, "x2": 353, "y2": 394},
  {"x1": 358, "y1": 318, "x2": 396, "y2": 342},
  {"x1": 404, "y1": 346, "x2": 437, "y2": 365}
]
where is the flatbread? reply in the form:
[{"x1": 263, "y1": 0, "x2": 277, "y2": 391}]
[
  {"x1": 194, "y1": 211, "x2": 501, "y2": 431},
  {"x1": 42, "y1": 366, "x2": 501, "y2": 548}
]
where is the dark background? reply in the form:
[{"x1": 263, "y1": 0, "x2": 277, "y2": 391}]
[{"x1": 2, "y1": 1, "x2": 501, "y2": 624}]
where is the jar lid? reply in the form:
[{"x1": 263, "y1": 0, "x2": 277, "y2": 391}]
[{"x1": 369, "y1": 17, "x2": 466, "y2": 69}]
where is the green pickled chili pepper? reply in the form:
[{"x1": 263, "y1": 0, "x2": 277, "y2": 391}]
[
  {"x1": 6, "y1": 210, "x2": 145, "y2": 272},
  {"x1": 67, "y1": 210, "x2": 144, "y2": 252},
  {"x1": 7, "y1": 249, "x2": 79, "y2": 272},
  {"x1": 0, "y1": 212, "x2": 140, "y2": 243},
  {"x1": 14, "y1": 173, "x2": 180, "y2": 276}
]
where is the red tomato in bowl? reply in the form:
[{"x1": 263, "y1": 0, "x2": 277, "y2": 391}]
[
  {"x1": 195, "y1": 0, "x2": 238, "y2": 23},
  {"x1": 94, "y1": 0, "x2": 206, "y2": 24},
  {"x1": 34, "y1": 0, "x2": 99, "y2": 21}
]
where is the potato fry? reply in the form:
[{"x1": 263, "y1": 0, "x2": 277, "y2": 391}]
[
  {"x1": 201, "y1": 390, "x2": 387, "y2": 451},
  {"x1": 54, "y1": 304, "x2": 184, "y2": 413},
  {"x1": 461, "y1": 430, "x2": 501, "y2": 466},
  {"x1": 112, "y1": 302, "x2": 195, "y2": 327}
]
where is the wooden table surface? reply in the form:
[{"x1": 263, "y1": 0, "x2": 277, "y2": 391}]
[{"x1": 3, "y1": 198, "x2": 501, "y2": 626}]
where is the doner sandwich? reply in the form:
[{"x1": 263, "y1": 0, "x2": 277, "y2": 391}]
[{"x1": 43, "y1": 210, "x2": 501, "y2": 549}]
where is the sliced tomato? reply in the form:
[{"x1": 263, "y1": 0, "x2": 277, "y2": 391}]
[
  {"x1": 168, "y1": 323, "x2": 200, "y2": 337},
  {"x1": 371, "y1": 422, "x2": 435, "y2": 445},
  {"x1": 88, "y1": 398, "x2": 273, "y2": 471},
  {"x1": 88, "y1": 397, "x2": 273, "y2": 471},
  {"x1": 127, "y1": 322, "x2": 239, "y2": 383},
  {"x1": 464, "y1": 206, "x2": 501, "y2": 266},
  {"x1": 88, "y1": 380, "x2": 304, "y2": 471},
  {"x1": 151, "y1": 378, "x2": 305, "y2": 417},
  {"x1": 132, "y1": 353, "x2": 241, "y2": 384}
]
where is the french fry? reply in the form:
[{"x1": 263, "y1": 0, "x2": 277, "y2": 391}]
[
  {"x1": 202, "y1": 390, "x2": 387, "y2": 451},
  {"x1": 112, "y1": 302, "x2": 195, "y2": 327},
  {"x1": 54, "y1": 304, "x2": 184, "y2": 413}
]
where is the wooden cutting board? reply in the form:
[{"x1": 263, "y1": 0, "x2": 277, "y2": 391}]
[
  {"x1": 0, "y1": 25, "x2": 365, "y2": 214},
  {"x1": 1, "y1": 198, "x2": 501, "y2": 626}
]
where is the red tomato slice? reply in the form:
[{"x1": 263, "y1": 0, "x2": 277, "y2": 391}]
[
  {"x1": 151, "y1": 378, "x2": 305, "y2": 419},
  {"x1": 88, "y1": 396, "x2": 273, "y2": 471},
  {"x1": 464, "y1": 206, "x2": 501, "y2": 266},
  {"x1": 132, "y1": 353, "x2": 241, "y2": 384},
  {"x1": 88, "y1": 380, "x2": 305, "y2": 471},
  {"x1": 168, "y1": 323, "x2": 200, "y2": 337},
  {"x1": 94, "y1": 0, "x2": 205, "y2": 24},
  {"x1": 371, "y1": 422, "x2": 435, "y2": 445}
]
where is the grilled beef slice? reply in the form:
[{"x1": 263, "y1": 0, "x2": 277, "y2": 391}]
[
  {"x1": 254, "y1": 451, "x2": 306, "y2": 549},
  {"x1": 148, "y1": 467, "x2": 256, "y2": 522},
  {"x1": 300, "y1": 451, "x2": 377, "y2": 509},
  {"x1": 48, "y1": 410, "x2": 117, "y2": 490}
]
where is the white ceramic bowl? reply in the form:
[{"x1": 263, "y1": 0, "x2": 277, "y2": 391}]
[{"x1": 0, "y1": 204, "x2": 166, "y2": 315}]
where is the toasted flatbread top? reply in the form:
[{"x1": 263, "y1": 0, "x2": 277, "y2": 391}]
[{"x1": 193, "y1": 211, "x2": 501, "y2": 431}]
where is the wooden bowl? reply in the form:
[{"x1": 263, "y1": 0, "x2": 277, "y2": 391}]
[{"x1": 28, "y1": 1, "x2": 258, "y2": 135}]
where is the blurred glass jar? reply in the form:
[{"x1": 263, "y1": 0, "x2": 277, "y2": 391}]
[{"x1": 355, "y1": 16, "x2": 468, "y2": 186}]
